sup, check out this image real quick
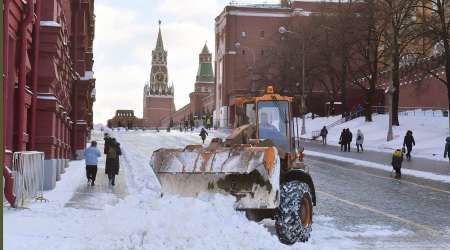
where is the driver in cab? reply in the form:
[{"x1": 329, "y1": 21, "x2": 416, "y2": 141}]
[{"x1": 259, "y1": 112, "x2": 280, "y2": 138}]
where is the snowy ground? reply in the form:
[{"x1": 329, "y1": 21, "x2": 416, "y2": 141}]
[
  {"x1": 302, "y1": 111, "x2": 450, "y2": 161},
  {"x1": 4, "y1": 129, "x2": 448, "y2": 249}
]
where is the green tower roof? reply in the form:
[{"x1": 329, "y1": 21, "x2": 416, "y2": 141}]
[
  {"x1": 197, "y1": 43, "x2": 214, "y2": 83},
  {"x1": 197, "y1": 62, "x2": 214, "y2": 83},
  {"x1": 201, "y1": 43, "x2": 210, "y2": 54}
]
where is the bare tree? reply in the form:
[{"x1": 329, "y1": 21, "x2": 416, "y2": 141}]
[
  {"x1": 380, "y1": 0, "x2": 421, "y2": 126},
  {"x1": 347, "y1": 0, "x2": 388, "y2": 122},
  {"x1": 307, "y1": 0, "x2": 365, "y2": 115},
  {"x1": 416, "y1": 0, "x2": 450, "y2": 132}
]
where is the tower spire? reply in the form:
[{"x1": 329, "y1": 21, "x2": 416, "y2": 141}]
[
  {"x1": 201, "y1": 42, "x2": 210, "y2": 54},
  {"x1": 156, "y1": 20, "x2": 164, "y2": 50},
  {"x1": 197, "y1": 43, "x2": 214, "y2": 83}
]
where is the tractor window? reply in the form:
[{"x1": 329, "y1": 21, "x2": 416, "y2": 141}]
[
  {"x1": 245, "y1": 103, "x2": 256, "y2": 125},
  {"x1": 257, "y1": 101, "x2": 289, "y2": 151}
]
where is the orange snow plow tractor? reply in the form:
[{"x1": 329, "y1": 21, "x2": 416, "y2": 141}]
[{"x1": 150, "y1": 85, "x2": 316, "y2": 244}]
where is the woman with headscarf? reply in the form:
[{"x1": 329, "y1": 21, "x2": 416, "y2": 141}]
[{"x1": 356, "y1": 129, "x2": 364, "y2": 153}]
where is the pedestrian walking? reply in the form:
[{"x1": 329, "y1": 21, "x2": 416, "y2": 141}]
[
  {"x1": 199, "y1": 128, "x2": 208, "y2": 144},
  {"x1": 403, "y1": 130, "x2": 415, "y2": 161},
  {"x1": 206, "y1": 117, "x2": 212, "y2": 130},
  {"x1": 320, "y1": 126, "x2": 328, "y2": 145},
  {"x1": 105, "y1": 138, "x2": 122, "y2": 186},
  {"x1": 346, "y1": 128, "x2": 353, "y2": 152},
  {"x1": 443, "y1": 136, "x2": 450, "y2": 163},
  {"x1": 391, "y1": 149, "x2": 404, "y2": 179},
  {"x1": 83, "y1": 141, "x2": 101, "y2": 186},
  {"x1": 339, "y1": 129, "x2": 346, "y2": 151},
  {"x1": 103, "y1": 133, "x2": 112, "y2": 155},
  {"x1": 356, "y1": 104, "x2": 364, "y2": 117},
  {"x1": 190, "y1": 119, "x2": 195, "y2": 131},
  {"x1": 356, "y1": 129, "x2": 364, "y2": 153}
]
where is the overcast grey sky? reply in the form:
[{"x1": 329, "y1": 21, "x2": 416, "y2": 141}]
[{"x1": 93, "y1": 0, "x2": 280, "y2": 124}]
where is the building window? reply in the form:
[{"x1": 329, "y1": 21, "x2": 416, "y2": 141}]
[
  {"x1": 242, "y1": 49, "x2": 246, "y2": 55},
  {"x1": 260, "y1": 30, "x2": 264, "y2": 38},
  {"x1": 261, "y1": 49, "x2": 264, "y2": 56},
  {"x1": 241, "y1": 31, "x2": 246, "y2": 37}
]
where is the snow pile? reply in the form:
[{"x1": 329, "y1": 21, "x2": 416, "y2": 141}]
[
  {"x1": 4, "y1": 129, "x2": 414, "y2": 249},
  {"x1": 303, "y1": 112, "x2": 449, "y2": 161}
]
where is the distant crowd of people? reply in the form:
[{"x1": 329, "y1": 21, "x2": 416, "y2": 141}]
[
  {"x1": 320, "y1": 126, "x2": 365, "y2": 153},
  {"x1": 319, "y1": 126, "x2": 421, "y2": 179}
]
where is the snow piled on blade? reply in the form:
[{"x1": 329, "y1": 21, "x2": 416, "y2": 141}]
[{"x1": 99, "y1": 130, "x2": 289, "y2": 249}]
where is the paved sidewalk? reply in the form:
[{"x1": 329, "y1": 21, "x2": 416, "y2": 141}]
[
  {"x1": 64, "y1": 139, "x2": 127, "y2": 210},
  {"x1": 302, "y1": 140, "x2": 450, "y2": 175}
]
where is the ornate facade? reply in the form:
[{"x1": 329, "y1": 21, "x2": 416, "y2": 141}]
[
  {"x1": 143, "y1": 22, "x2": 175, "y2": 127},
  {"x1": 3, "y1": 0, "x2": 96, "y2": 203}
]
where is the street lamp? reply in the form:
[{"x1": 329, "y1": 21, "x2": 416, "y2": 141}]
[
  {"x1": 279, "y1": 26, "x2": 306, "y2": 135},
  {"x1": 235, "y1": 42, "x2": 257, "y2": 93},
  {"x1": 386, "y1": 84, "x2": 395, "y2": 141}
]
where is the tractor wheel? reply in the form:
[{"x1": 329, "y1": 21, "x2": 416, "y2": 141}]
[{"x1": 275, "y1": 180, "x2": 313, "y2": 245}]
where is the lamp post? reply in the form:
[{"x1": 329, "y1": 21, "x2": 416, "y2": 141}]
[
  {"x1": 386, "y1": 84, "x2": 395, "y2": 141},
  {"x1": 279, "y1": 26, "x2": 306, "y2": 135}
]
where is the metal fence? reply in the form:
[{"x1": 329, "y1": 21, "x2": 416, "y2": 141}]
[
  {"x1": 371, "y1": 106, "x2": 448, "y2": 117},
  {"x1": 12, "y1": 151, "x2": 45, "y2": 207}
]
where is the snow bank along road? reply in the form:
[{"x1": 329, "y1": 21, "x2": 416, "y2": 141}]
[
  {"x1": 303, "y1": 112, "x2": 450, "y2": 162},
  {"x1": 4, "y1": 129, "x2": 450, "y2": 249}
]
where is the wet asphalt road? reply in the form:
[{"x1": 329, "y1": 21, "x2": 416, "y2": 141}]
[{"x1": 306, "y1": 156, "x2": 450, "y2": 249}]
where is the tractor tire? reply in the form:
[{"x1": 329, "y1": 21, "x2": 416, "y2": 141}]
[{"x1": 275, "y1": 180, "x2": 313, "y2": 245}]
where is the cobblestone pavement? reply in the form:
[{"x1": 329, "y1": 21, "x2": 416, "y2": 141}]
[
  {"x1": 65, "y1": 140, "x2": 127, "y2": 210},
  {"x1": 306, "y1": 157, "x2": 450, "y2": 249}
]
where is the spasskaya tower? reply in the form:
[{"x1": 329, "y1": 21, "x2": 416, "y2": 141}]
[{"x1": 143, "y1": 21, "x2": 175, "y2": 127}]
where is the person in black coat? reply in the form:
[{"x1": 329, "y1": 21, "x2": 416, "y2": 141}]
[
  {"x1": 403, "y1": 130, "x2": 415, "y2": 161},
  {"x1": 199, "y1": 128, "x2": 208, "y2": 144},
  {"x1": 105, "y1": 138, "x2": 122, "y2": 186},
  {"x1": 103, "y1": 133, "x2": 112, "y2": 155},
  {"x1": 346, "y1": 128, "x2": 353, "y2": 152},
  {"x1": 339, "y1": 129, "x2": 346, "y2": 151},
  {"x1": 320, "y1": 126, "x2": 328, "y2": 145}
]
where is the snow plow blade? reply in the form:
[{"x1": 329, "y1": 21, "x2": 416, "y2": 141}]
[{"x1": 150, "y1": 145, "x2": 280, "y2": 209}]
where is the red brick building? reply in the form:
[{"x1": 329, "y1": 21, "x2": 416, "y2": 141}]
[
  {"x1": 214, "y1": 2, "x2": 293, "y2": 128},
  {"x1": 107, "y1": 110, "x2": 144, "y2": 129},
  {"x1": 159, "y1": 44, "x2": 216, "y2": 127},
  {"x1": 142, "y1": 22, "x2": 175, "y2": 128},
  {"x1": 214, "y1": 1, "x2": 448, "y2": 128},
  {"x1": 3, "y1": 0, "x2": 96, "y2": 194}
]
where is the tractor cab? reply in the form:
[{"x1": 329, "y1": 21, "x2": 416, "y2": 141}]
[{"x1": 231, "y1": 86, "x2": 304, "y2": 167}]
